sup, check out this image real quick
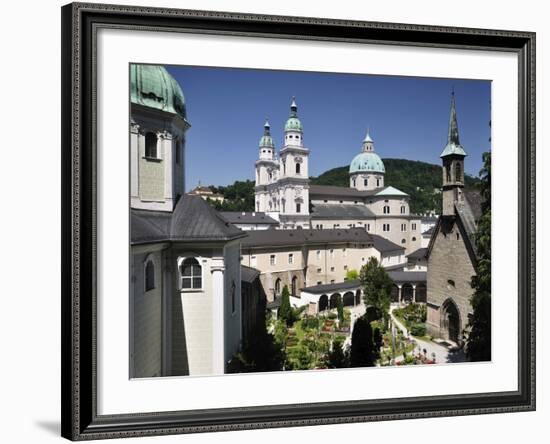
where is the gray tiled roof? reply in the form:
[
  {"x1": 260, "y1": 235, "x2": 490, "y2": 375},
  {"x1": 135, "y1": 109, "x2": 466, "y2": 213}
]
[
  {"x1": 302, "y1": 279, "x2": 361, "y2": 294},
  {"x1": 309, "y1": 184, "x2": 378, "y2": 198},
  {"x1": 455, "y1": 190, "x2": 483, "y2": 257},
  {"x1": 309, "y1": 184, "x2": 410, "y2": 199},
  {"x1": 240, "y1": 228, "x2": 404, "y2": 254},
  {"x1": 387, "y1": 270, "x2": 427, "y2": 283},
  {"x1": 407, "y1": 247, "x2": 428, "y2": 259},
  {"x1": 369, "y1": 234, "x2": 406, "y2": 253},
  {"x1": 241, "y1": 227, "x2": 374, "y2": 248},
  {"x1": 310, "y1": 203, "x2": 376, "y2": 220},
  {"x1": 220, "y1": 211, "x2": 278, "y2": 225},
  {"x1": 241, "y1": 265, "x2": 261, "y2": 283},
  {"x1": 131, "y1": 195, "x2": 246, "y2": 245}
]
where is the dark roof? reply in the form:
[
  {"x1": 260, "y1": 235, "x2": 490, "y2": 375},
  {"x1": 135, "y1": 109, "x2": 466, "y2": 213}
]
[
  {"x1": 421, "y1": 216, "x2": 438, "y2": 223},
  {"x1": 309, "y1": 184, "x2": 378, "y2": 198},
  {"x1": 310, "y1": 203, "x2": 375, "y2": 220},
  {"x1": 241, "y1": 265, "x2": 261, "y2": 283},
  {"x1": 131, "y1": 195, "x2": 246, "y2": 245},
  {"x1": 407, "y1": 247, "x2": 428, "y2": 260},
  {"x1": 387, "y1": 270, "x2": 427, "y2": 283},
  {"x1": 309, "y1": 184, "x2": 409, "y2": 199},
  {"x1": 369, "y1": 234, "x2": 405, "y2": 253},
  {"x1": 266, "y1": 297, "x2": 282, "y2": 310},
  {"x1": 220, "y1": 211, "x2": 278, "y2": 225},
  {"x1": 241, "y1": 227, "x2": 374, "y2": 248},
  {"x1": 302, "y1": 279, "x2": 361, "y2": 294}
]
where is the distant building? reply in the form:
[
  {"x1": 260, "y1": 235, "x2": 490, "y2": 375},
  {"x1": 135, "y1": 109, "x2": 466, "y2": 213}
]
[
  {"x1": 426, "y1": 93, "x2": 482, "y2": 345},
  {"x1": 253, "y1": 98, "x2": 422, "y2": 254},
  {"x1": 220, "y1": 211, "x2": 279, "y2": 231},
  {"x1": 240, "y1": 227, "x2": 406, "y2": 305},
  {"x1": 188, "y1": 182, "x2": 225, "y2": 202}
]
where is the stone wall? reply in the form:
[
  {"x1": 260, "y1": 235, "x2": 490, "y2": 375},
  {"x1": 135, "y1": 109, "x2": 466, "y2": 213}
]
[{"x1": 426, "y1": 217, "x2": 476, "y2": 343}]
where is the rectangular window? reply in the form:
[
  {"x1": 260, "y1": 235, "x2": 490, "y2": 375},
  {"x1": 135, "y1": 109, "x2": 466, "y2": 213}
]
[
  {"x1": 401, "y1": 223, "x2": 407, "y2": 232},
  {"x1": 288, "y1": 253, "x2": 294, "y2": 264},
  {"x1": 330, "y1": 266, "x2": 335, "y2": 272},
  {"x1": 330, "y1": 279, "x2": 335, "y2": 284},
  {"x1": 412, "y1": 223, "x2": 417, "y2": 231},
  {"x1": 296, "y1": 203, "x2": 301, "y2": 213},
  {"x1": 366, "y1": 223, "x2": 371, "y2": 231},
  {"x1": 383, "y1": 224, "x2": 390, "y2": 232},
  {"x1": 344, "y1": 265, "x2": 348, "y2": 270},
  {"x1": 270, "y1": 254, "x2": 276, "y2": 266},
  {"x1": 317, "y1": 281, "x2": 322, "y2": 285},
  {"x1": 317, "y1": 268, "x2": 322, "y2": 274}
]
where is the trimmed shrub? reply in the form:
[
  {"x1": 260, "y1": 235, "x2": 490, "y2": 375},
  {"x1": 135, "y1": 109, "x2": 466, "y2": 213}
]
[{"x1": 410, "y1": 323, "x2": 427, "y2": 337}]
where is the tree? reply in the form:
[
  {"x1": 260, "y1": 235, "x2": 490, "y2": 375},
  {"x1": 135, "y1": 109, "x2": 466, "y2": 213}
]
[
  {"x1": 336, "y1": 295, "x2": 344, "y2": 323},
  {"x1": 350, "y1": 315, "x2": 375, "y2": 367},
  {"x1": 327, "y1": 338, "x2": 349, "y2": 368},
  {"x1": 345, "y1": 269, "x2": 359, "y2": 281},
  {"x1": 360, "y1": 257, "x2": 393, "y2": 322},
  {"x1": 278, "y1": 285, "x2": 293, "y2": 327},
  {"x1": 466, "y1": 151, "x2": 491, "y2": 361}
]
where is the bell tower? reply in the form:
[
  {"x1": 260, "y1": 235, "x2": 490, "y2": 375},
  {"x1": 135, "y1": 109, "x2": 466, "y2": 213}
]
[{"x1": 440, "y1": 92, "x2": 467, "y2": 216}]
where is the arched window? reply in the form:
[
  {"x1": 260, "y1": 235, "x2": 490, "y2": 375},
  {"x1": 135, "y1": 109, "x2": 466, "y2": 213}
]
[
  {"x1": 275, "y1": 278, "x2": 281, "y2": 296},
  {"x1": 455, "y1": 162, "x2": 462, "y2": 182},
  {"x1": 144, "y1": 259, "x2": 155, "y2": 291},
  {"x1": 179, "y1": 257, "x2": 202, "y2": 289},
  {"x1": 376, "y1": 178, "x2": 380, "y2": 187},
  {"x1": 401, "y1": 205, "x2": 406, "y2": 214},
  {"x1": 296, "y1": 203, "x2": 301, "y2": 213},
  {"x1": 352, "y1": 178, "x2": 356, "y2": 187},
  {"x1": 291, "y1": 276, "x2": 298, "y2": 296},
  {"x1": 231, "y1": 280, "x2": 236, "y2": 314},
  {"x1": 446, "y1": 164, "x2": 451, "y2": 182},
  {"x1": 295, "y1": 162, "x2": 301, "y2": 175},
  {"x1": 145, "y1": 132, "x2": 158, "y2": 158}
]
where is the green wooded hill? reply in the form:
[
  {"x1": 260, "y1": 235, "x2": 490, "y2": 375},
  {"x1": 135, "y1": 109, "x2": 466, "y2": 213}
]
[
  {"x1": 311, "y1": 158, "x2": 480, "y2": 215},
  {"x1": 206, "y1": 159, "x2": 480, "y2": 215}
]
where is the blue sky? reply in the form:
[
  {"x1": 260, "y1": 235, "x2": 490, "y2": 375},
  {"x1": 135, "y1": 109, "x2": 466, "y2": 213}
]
[{"x1": 165, "y1": 65, "x2": 491, "y2": 189}]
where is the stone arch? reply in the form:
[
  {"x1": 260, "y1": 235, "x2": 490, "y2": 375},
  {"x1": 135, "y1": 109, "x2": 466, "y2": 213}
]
[
  {"x1": 343, "y1": 291, "x2": 355, "y2": 307},
  {"x1": 329, "y1": 293, "x2": 341, "y2": 309},
  {"x1": 390, "y1": 284, "x2": 400, "y2": 303},
  {"x1": 274, "y1": 278, "x2": 281, "y2": 298},
  {"x1": 441, "y1": 298, "x2": 461, "y2": 343},
  {"x1": 318, "y1": 294, "x2": 328, "y2": 312},
  {"x1": 402, "y1": 283, "x2": 414, "y2": 303}
]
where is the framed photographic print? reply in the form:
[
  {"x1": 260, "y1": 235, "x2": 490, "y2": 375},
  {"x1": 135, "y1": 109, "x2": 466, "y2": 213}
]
[{"x1": 61, "y1": 2, "x2": 536, "y2": 440}]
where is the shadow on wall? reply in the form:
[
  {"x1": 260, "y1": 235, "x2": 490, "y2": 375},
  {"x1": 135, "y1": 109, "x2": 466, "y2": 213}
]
[{"x1": 170, "y1": 292, "x2": 190, "y2": 376}]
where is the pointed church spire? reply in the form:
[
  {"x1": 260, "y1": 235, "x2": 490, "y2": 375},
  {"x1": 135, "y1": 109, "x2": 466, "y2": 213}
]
[
  {"x1": 290, "y1": 96, "x2": 297, "y2": 117},
  {"x1": 440, "y1": 91, "x2": 467, "y2": 158},
  {"x1": 363, "y1": 127, "x2": 373, "y2": 143},
  {"x1": 448, "y1": 91, "x2": 460, "y2": 146}
]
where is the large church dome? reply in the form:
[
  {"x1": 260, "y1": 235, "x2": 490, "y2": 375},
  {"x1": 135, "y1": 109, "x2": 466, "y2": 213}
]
[
  {"x1": 349, "y1": 152, "x2": 385, "y2": 174},
  {"x1": 130, "y1": 65, "x2": 187, "y2": 119}
]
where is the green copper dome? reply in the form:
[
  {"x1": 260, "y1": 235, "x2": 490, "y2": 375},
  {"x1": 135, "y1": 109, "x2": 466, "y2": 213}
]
[
  {"x1": 284, "y1": 117, "x2": 303, "y2": 132},
  {"x1": 259, "y1": 120, "x2": 275, "y2": 148},
  {"x1": 130, "y1": 64, "x2": 187, "y2": 119},
  {"x1": 284, "y1": 97, "x2": 303, "y2": 132},
  {"x1": 349, "y1": 152, "x2": 385, "y2": 174}
]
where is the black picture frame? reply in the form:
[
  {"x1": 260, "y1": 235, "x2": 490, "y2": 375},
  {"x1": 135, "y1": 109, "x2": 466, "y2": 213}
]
[{"x1": 61, "y1": 2, "x2": 536, "y2": 440}]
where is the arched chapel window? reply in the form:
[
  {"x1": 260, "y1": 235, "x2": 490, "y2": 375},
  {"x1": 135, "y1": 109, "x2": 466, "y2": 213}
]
[
  {"x1": 180, "y1": 257, "x2": 202, "y2": 290},
  {"x1": 295, "y1": 162, "x2": 301, "y2": 175},
  {"x1": 145, "y1": 259, "x2": 155, "y2": 291},
  {"x1": 291, "y1": 276, "x2": 298, "y2": 296},
  {"x1": 455, "y1": 163, "x2": 462, "y2": 182}
]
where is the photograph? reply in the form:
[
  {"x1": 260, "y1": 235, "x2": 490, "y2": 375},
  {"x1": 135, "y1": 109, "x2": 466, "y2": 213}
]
[{"x1": 129, "y1": 64, "x2": 492, "y2": 378}]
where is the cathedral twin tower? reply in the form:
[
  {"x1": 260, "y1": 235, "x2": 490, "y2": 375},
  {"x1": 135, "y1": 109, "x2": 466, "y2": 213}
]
[{"x1": 255, "y1": 98, "x2": 311, "y2": 229}]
